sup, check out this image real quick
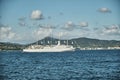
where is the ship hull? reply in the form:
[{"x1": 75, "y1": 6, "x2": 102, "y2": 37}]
[{"x1": 23, "y1": 48, "x2": 75, "y2": 52}]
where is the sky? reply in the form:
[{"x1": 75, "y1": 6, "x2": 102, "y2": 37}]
[{"x1": 0, "y1": 0, "x2": 120, "y2": 44}]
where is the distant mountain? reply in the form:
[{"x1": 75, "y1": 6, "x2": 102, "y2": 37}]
[
  {"x1": 0, "y1": 37, "x2": 120, "y2": 50},
  {"x1": 71, "y1": 37, "x2": 120, "y2": 48},
  {"x1": 31, "y1": 37, "x2": 120, "y2": 48}
]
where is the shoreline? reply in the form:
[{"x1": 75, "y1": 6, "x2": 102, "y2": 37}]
[{"x1": 0, "y1": 49, "x2": 120, "y2": 52}]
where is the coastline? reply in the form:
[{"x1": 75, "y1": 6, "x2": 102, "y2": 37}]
[{"x1": 0, "y1": 48, "x2": 120, "y2": 52}]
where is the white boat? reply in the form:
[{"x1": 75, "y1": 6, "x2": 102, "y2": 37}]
[{"x1": 23, "y1": 41, "x2": 75, "y2": 52}]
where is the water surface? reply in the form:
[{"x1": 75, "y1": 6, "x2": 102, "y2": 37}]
[{"x1": 0, "y1": 50, "x2": 120, "y2": 80}]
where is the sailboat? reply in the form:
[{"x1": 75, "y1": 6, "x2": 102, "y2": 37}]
[
  {"x1": 23, "y1": 24, "x2": 75, "y2": 52},
  {"x1": 23, "y1": 40, "x2": 75, "y2": 52}
]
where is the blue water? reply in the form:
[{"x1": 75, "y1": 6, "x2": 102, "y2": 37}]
[{"x1": 0, "y1": 50, "x2": 120, "y2": 80}]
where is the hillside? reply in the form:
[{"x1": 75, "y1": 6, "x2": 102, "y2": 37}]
[
  {"x1": 0, "y1": 42, "x2": 24, "y2": 50},
  {"x1": 31, "y1": 37, "x2": 120, "y2": 48},
  {"x1": 0, "y1": 37, "x2": 120, "y2": 50}
]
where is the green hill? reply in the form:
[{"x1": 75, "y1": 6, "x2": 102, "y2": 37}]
[
  {"x1": 0, "y1": 42, "x2": 24, "y2": 50},
  {"x1": 0, "y1": 37, "x2": 120, "y2": 50},
  {"x1": 32, "y1": 37, "x2": 120, "y2": 48}
]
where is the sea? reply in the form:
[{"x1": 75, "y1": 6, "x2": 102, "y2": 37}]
[{"x1": 0, "y1": 50, "x2": 120, "y2": 80}]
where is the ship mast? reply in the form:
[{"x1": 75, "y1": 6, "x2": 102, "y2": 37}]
[
  {"x1": 58, "y1": 33, "x2": 61, "y2": 45},
  {"x1": 50, "y1": 27, "x2": 53, "y2": 46},
  {"x1": 67, "y1": 40, "x2": 68, "y2": 46},
  {"x1": 58, "y1": 32, "x2": 62, "y2": 45},
  {"x1": 37, "y1": 41, "x2": 38, "y2": 45},
  {"x1": 48, "y1": 16, "x2": 53, "y2": 47}
]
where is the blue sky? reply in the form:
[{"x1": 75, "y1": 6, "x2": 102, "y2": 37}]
[{"x1": 0, "y1": 0, "x2": 120, "y2": 44}]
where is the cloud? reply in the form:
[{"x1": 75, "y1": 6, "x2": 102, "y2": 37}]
[
  {"x1": 0, "y1": 25, "x2": 24, "y2": 42},
  {"x1": 62, "y1": 21, "x2": 75, "y2": 31},
  {"x1": 18, "y1": 16, "x2": 27, "y2": 27},
  {"x1": 98, "y1": 7, "x2": 111, "y2": 13},
  {"x1": 33, "y1": 28, "x2": 52, "y2": 40},
  {"x1": 37, "y1": 24, "x2": 56, "y2": 29},
  {"x1": 18, "y1": 22, "x2": 26, "y2": 26},
  {"x1": 57, "y1": 32, "x2": 69, "y2": 38},
  {"x1": 31, "y1": 10, "x2": 44, "y2": 20},
  {"x1": 18, "y1": 17, "x2": 26, "y2": 21},
  {"x1": 101, "y1": 24, "x2": 120, "y2": 35},
  {"x1": 93, "y1": 28, "x2": 99, "y2": 30},
  {"x1": 0, "y1": 24, "x2": 9, "y2": 28},
  {"x1": 79, "y1": 22, "x2": 88, "y2": 27},
  {"x1": 0, "y1": 27, "x2": 16, "y2": 40},
  {"x1": 87, "y1": 24, "x2": 120, "y2": 40}
]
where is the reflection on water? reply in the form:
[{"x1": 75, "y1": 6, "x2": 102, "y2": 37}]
[{"x1": 0, "y1": 50, "x2": 120, "y2": 80}]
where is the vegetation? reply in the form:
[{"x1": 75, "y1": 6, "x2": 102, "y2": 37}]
[
  {"x1": 0, "y1": 37, "x2": 120, "y2": 50},
  {"x1": 0, "y1": 42, "x2": 24, "y2": 50},
  {"x1": 33, "y1": 37, "x2": 120, "y2": 48}
]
